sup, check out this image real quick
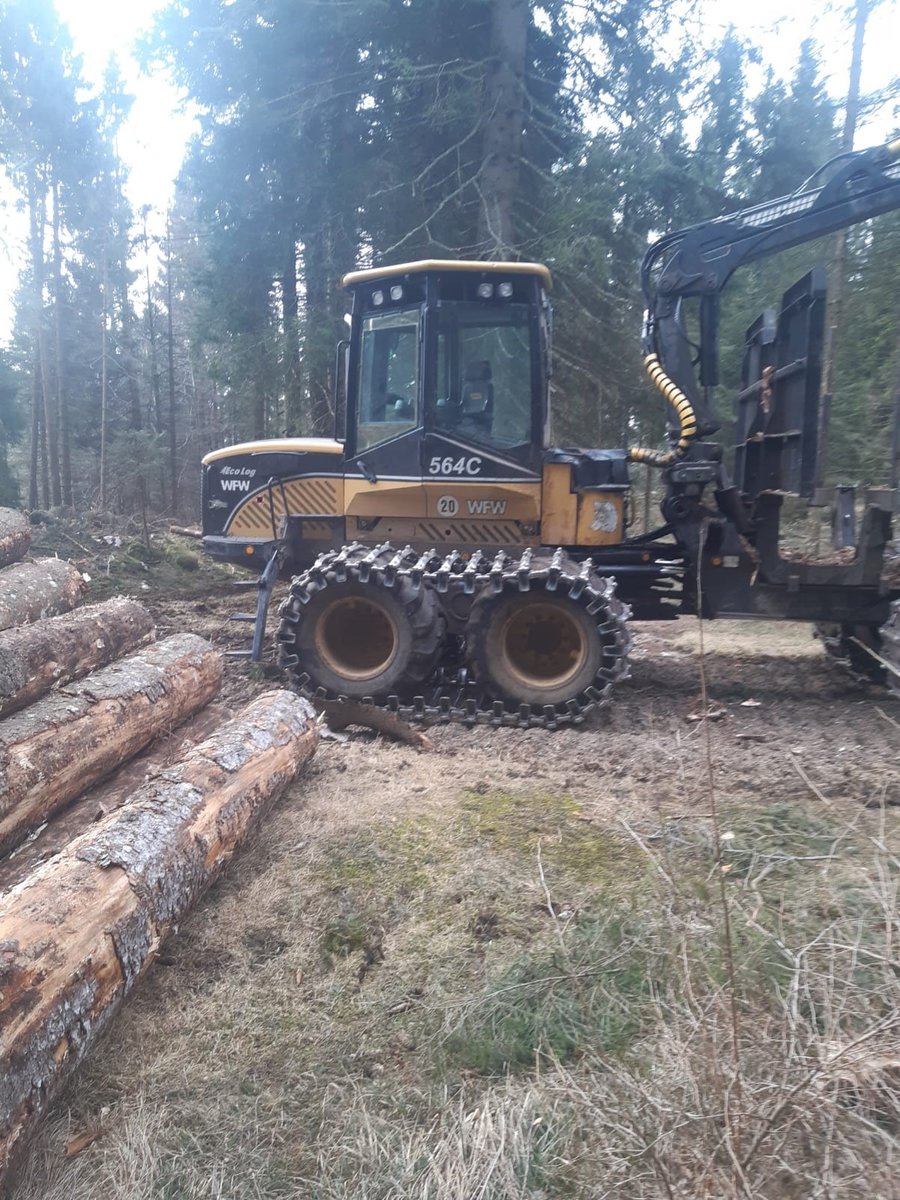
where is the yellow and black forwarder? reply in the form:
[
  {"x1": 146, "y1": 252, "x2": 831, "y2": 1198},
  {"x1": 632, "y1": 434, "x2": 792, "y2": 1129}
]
[{"x1": 201, "y1": 139, "x2": 900, "y2": 727}]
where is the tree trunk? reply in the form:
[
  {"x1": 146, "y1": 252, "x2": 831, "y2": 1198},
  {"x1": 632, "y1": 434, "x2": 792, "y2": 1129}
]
[
  {"x1": 281, "y1": 241, "x2": 303, "y2": 434},
  {"x1": 28, "y1": 353, "x2": 40, "y2": 511},
  {"x1": 477, "y1": 0, "x2": 528, "y2": 256},
  {"x1": 0, "y1": 558, "x2": 84, "y2": 633},
  {"x1": 28, "y1": 167, "x2": 62, "y2": 508},
  {"x1": 99, "y1": 241, "x2": 109, "y2": 510},
  {"x1": 143, "y1": 211, "x2": 166, "y2": 509},
  {"x1": 165, "y1": 215, "x2": 179, "y2": 512},
  {"x1": 0, "y1": 597, "x2": 154, "y2": 718},
  {"x1": 118, "y1": 257, "x2": 149, "y2": 532},
  {"x1": 0, "y1": 510, "x2": 31, "y2": 570},
  {"x1": 0, "y1": 691, "x2": 316, "y2": 1184},
  {"x1": 52, "y1": 180, "x2": 72, "y2": 508},
  {"x1": 0, "y1": 704, "x2": 230, "y2": 891},
  {"x1": 820, "y1": 0, "x2": 869, "y2": 411},
  {"x1": 303, "y1": 225, "x2": 334, "y2": 435},
  {"x1": 0, "y1": 632, "x2": 222, "y2": 856},
  {"x1": 26, "y1": 166, "x2": 51, "y2": 511},
  {"x1": 38, "y1": 231, "x2": 61, "y2": 508}
]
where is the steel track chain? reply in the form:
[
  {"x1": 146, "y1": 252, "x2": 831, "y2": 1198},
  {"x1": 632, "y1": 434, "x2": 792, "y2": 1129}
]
[{"x1": 277, "y1": 541, "x2": 632, "y2": 729}]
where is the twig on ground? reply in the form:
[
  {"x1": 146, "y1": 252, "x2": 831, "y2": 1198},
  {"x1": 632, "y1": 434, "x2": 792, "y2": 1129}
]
[{"x1": 875, "y1": 705, "x2": 900, "y2": 732}]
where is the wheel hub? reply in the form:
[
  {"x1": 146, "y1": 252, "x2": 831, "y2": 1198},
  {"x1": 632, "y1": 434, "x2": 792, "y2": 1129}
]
[
  {"x1": 314, "y1": 595, "x2": 398, "y2": 681},
  {"x1": 500, "y1": 601, "x2": 588, "y2": 690}
]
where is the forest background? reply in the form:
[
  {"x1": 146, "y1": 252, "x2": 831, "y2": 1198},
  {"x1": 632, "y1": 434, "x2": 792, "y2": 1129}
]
[{"x1": 0, "y1": 0, "x2": 897, "y2": 522}]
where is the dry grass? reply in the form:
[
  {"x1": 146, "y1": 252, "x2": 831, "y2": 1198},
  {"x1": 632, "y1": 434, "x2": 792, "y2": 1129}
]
[
  {"x1": 11, "y1": 779, "x2": 898, "y2": 1200},
  {"x1": 7, "y1": 618, "x2": 900, "y2": 1199}
]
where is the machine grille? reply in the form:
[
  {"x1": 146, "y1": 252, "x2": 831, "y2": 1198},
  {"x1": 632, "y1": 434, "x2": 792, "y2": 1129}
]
[{"x1": 226, "y1": 477, "x2": 339, "y2": 536}]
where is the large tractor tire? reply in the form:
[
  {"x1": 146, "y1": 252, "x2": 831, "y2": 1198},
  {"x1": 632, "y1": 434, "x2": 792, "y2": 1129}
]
[
  {"x1": 465, "y1": 554, "x2": 630, "y2": 711},
  {"x1": 278, "y1": 546, "x2": 444, "y2": 702}
]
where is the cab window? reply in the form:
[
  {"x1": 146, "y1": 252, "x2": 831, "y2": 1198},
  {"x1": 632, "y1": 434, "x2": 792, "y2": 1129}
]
[
  {"x1": 434, "y1": 303, "x2": 534, "y2": 451},
  {"x1": 356, "y1": 307, "x2": 420, "y2": 452}
]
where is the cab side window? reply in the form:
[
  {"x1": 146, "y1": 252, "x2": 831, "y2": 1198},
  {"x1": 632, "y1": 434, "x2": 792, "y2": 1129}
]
[{"x1": 357, "y1": 308, "x2": 420, "y2": 451}]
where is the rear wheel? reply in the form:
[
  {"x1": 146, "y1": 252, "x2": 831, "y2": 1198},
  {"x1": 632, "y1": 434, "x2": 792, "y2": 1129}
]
[
  {"x1": 468, "y1": 592, "x2": 601, "y2": 707},
  {"x1": 465, "y1": 558, "x2": 629, "y2": 711}
]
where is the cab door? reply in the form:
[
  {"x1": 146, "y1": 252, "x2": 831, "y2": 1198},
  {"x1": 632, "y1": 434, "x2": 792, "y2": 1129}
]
[{"x1": 343, "y1": 303, "x2": 428, "y2": 522}]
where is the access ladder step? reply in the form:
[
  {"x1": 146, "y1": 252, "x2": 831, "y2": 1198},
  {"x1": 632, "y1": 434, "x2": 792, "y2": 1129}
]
[
  {"x1": 225, "y1": 649, "x2": 254, "y2": 659},
  {"x1": 232, "y1": 579, "x2": 263, "y2": 589},
  {"x1": 229, "y1": 613, "x2": 259, "y2": 623}
]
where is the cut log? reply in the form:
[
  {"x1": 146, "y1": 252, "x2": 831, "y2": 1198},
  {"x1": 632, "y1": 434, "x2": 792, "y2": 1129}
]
[
  {"x1": 0, "y1": 510, "x2": 30, "y2": 570},
  {"x1": 0, "y1": 690, "x2": 317, "y2": 1183},
  {"x1": 0, "y1": 597, "x2": 155, "y2": 718},
  {"x1": 0, "y1": 558, "x2": 84, "y2": 632},
  {"x1": 0, "y1": 633, "x2": 223, "y2": 857},
  {"x1": 0, "y1": 704, "x2": 230, "y2": 891}
]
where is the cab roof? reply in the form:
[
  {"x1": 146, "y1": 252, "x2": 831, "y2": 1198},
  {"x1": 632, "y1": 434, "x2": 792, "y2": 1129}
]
[{"x1": 341, "y1": 259, "x2": 552, "y2": 292}]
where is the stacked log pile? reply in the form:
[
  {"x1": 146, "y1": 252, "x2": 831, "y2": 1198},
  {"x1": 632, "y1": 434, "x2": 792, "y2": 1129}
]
[{"x1": 0, "y1": 507, "x2": 318, "y2": 1186}]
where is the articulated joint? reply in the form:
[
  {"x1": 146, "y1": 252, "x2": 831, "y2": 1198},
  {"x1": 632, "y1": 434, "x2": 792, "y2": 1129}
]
[{"x1": 628, "y1": 353, "x2": 698, "y2": 467}]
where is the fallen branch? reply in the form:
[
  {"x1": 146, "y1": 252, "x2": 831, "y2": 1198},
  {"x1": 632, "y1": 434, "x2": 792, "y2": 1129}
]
[{"x1": 319, "y1": 699, "x2": 434, "y2": 750}]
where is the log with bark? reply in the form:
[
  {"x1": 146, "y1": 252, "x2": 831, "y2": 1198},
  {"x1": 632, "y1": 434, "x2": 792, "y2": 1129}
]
[
  {"x1": 0, "y1": 704, "x2": 230, "y2": 891},
  {"x1": 0, "y1": 597, "x2": 155, "y2": 718},
  {"x1": 0, "y1": 632, "x2": 223, "y2": 857},
  {"x1": 0, "y1": 510, "x2": 31, "y2": 570},
  {"x1": 0, "y1": 690, "x2": 317, "y2": 1183},
  {"x1": 0, "y1": 558, "x2": 84, "y2": 632}
]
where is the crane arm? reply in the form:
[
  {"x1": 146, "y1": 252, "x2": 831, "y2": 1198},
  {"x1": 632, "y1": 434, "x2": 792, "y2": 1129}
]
[{"x1": 634, "y1": 137, "x2": 900, "y2": 462}]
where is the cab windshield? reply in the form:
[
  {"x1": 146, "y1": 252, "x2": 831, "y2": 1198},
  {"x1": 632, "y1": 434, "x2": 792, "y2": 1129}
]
[{"x1": 433, "y1": 302, "x2": 534, "y2": 452}]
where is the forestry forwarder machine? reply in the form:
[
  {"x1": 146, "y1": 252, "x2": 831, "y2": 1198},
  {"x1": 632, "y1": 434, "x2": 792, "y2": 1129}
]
[{"x1": 200, "y1": 137, "x2": 900, "y2": 729}]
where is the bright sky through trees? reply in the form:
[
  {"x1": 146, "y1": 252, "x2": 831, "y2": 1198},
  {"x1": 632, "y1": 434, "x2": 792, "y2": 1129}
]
[
  {"x1": 48, "y1": 0, "x2": 900, "y2": 217},
  {"x1": 0, "y1": 0, "x2": 896, "y2": 340}
]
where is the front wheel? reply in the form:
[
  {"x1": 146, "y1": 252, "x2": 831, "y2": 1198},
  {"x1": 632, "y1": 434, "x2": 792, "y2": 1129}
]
[{"x1": 278, "y1": 550, "x2": 444, "y2": 701}]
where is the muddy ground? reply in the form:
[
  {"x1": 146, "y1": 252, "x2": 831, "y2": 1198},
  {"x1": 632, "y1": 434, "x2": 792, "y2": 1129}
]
[
  {"x1": 148, "y1": 587, "x2": 900, "y2": 815},
  {"x1": 8, "y1": 577, "x2": 900, "y2": 1198}
]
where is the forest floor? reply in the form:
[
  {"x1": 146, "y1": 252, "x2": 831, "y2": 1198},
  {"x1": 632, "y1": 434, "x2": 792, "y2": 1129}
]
[{"x1": 8, "y1": 528, "x2": 900, "y2": 1199}]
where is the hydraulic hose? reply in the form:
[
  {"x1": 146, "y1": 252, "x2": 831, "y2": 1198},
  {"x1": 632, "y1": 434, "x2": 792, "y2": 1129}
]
[{"x1": 628, "y1": 353, "x2": 698, "y2": 467}]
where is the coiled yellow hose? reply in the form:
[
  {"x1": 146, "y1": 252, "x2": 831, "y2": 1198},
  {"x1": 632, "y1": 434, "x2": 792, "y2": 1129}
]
[{"x1": 628, "y1": 353, "x2": 698, "y2": 467}]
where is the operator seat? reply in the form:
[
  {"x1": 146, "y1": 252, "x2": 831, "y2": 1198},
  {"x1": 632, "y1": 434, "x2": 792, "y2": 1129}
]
[{"x1": 460, "y1": 360, "x2": 493, "y2": 432}]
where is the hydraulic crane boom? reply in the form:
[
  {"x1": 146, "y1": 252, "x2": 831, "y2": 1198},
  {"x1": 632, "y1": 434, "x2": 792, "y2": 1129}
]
[{"x1": 639, "y1": 137, "x2": 900, "y2": 445}]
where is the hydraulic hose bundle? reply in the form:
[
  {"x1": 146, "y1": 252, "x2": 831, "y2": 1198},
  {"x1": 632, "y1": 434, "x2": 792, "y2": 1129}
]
[{"x1": 628, "y1": 352, "x2": 698, "y2": 467}]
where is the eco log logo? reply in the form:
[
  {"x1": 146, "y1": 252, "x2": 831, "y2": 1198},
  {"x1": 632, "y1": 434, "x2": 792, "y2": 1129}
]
[{"x1": 219, "y1": 465, "x2": 257, "y2": 493}]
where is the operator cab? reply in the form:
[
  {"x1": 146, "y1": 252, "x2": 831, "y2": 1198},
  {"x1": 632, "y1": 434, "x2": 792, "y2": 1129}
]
[{"x1": 342, "y1": 260, "x2": 552, "y2": 479}]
